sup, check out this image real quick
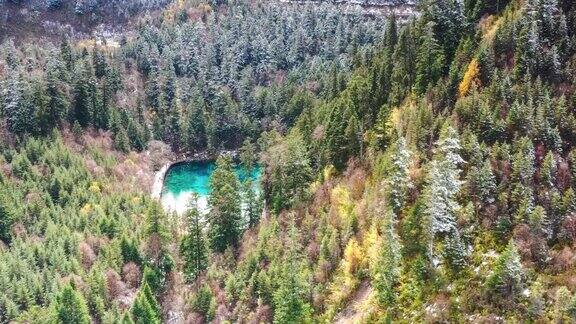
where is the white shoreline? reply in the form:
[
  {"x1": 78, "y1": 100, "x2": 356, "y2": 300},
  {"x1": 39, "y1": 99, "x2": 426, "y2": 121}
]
[{"x1": 151, "y1": 163, "x2": 170, "y2": 199}]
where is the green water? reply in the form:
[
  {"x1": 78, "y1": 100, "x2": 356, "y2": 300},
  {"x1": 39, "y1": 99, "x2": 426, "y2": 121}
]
[{"x1": 161, "y1": 161, "x2": 262, "y2": 214}]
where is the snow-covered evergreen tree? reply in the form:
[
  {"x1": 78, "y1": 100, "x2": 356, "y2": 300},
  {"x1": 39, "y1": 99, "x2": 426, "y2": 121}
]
[
  {"x1": 486, "y1": 240, "x2": 524, "y2": 301},
  {"x1": 424, "y1": 126, "x2": 464, "y2": 236},
  {"x1": 468, "y1": 159, "x2": 496, "y2": 206},
  {"x1": 386, "y1": 136, "x2": 412, "y2": 214},
  {"x1": 443, "y1": 229, "x2": 468, "y2": 272}
]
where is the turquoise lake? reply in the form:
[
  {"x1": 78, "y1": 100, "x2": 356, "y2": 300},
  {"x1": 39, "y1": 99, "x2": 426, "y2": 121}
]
[{"x1": 161, "y1": 161, "x2": 262, "y2": 214}]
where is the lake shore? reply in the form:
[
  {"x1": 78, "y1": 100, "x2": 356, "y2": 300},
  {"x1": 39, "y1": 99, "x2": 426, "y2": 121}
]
[{"x1": 151, "y1": 149, "x2": 242, "y2": 215}]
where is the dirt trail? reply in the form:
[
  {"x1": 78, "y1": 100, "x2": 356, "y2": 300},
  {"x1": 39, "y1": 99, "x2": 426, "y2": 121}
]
[{"x1": 334, "y1": 280, "x2": 373, "y2": 324}]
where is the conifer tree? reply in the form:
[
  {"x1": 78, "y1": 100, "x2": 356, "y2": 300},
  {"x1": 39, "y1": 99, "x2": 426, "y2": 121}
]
[
  {"x1": 240, "y1": 138, "x2": 257, "y2": 172},
  {"x1": 265, "y1": 130, "x2": 313, "y2": 213},
  {"x1": 415, "y1": 23, "x2": 445, "y2": 94},
  {"x1": 208, "y1": 156, "x2": 242, "y2": 252},
  {"x1": 42, "y1": 56, "x2": 69, "y2": 133},
  {"x1": 72, "y1": 61, "x2": 93, "y2": 127},
  {"x1": 3, "y1": 71, "x2": 34, "y2": 135},
  {"x1": 60, "y1": 37, "x2": 74, "y2": 72},
  {"x1": 424, "y1": 126, "x2": 464, "y2": 236},
  {"x1": 92, "y1": 48, "x2": 107, "y2": 79},
  {"x1": 131, "y1": 282, "x2": 161, "y2": 324},
  {"x1": 0, "y1": 192, "x2": 14, "y2": 244},
  {"x1": 467, "y1": 158, "x2": 496, "y2": 206},
  {"x1": 185, "y1": 96, "x2": 207, "y2": 153},
  {"x1": 180, "y1": 195, "x2": 208, "y2": 282},
  {"x1": 55, "y1": 284, "x2": 91, "y2": 324},
  {"x1": 374, "y1": 208, "x2": 402, "y2": 309},
  {"x1": 390, "y1": 26, "x2": 416, "y2": 106},
  {"x1": 443, "y1": 229, "x2": 468, "y2": 272},
  {"x1": 273, "y1": 226, "x2": 312, "y2": 323},
  {"x1": 510, "y1": 137, "x2": 536, "y2": 222},
  {"x1": 426, "y1": 0, "x2": 466, "y2": 57},
  {"x1": 385, "y1": 136, "x2": 412, "y2": 214},
  {"x1": 144, "y1": 204, "x2": 172, "y2": 281},
  {"x1": 191, "y1": 284, "x2": 216, "y2": 321},
  {"x1": 244, "y1": 179, "x2": 262, "y2": 228},
  {"x1": 486, "y1": 240, "x2": 524, "y2": 302}
]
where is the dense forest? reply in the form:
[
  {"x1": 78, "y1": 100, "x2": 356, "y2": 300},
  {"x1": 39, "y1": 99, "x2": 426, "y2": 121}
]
[{"x1": 2, "y1": 0, "x2": 576, "y2": 322}]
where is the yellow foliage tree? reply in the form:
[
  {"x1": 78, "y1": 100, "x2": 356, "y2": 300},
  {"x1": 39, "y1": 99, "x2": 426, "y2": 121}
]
[
  {"x1": 323, "y1": 237, "x2": 365, "y2": 321},
  {"x1": 363, "y1": 225, "x2": 382, "y2": 273},
  {"x1": 459, "y1": 58, "x2": 480, "y2": 97},
  {"x1": 331, "y1": 185, "x2": 355, "y2": 222},
  {"x1": 343, "y1": 238, "x2": 364, "y2": 276}
]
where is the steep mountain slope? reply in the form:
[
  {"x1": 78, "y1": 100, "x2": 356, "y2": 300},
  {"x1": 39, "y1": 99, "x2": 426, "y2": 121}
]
[{"x1": 2, "y1": 0, "x2": 576, "y2": 322}]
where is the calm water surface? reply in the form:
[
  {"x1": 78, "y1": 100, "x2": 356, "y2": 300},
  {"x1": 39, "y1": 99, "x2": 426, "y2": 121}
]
[{"x1": 161, "y1": 161, "x2": 261, "y2": 214}]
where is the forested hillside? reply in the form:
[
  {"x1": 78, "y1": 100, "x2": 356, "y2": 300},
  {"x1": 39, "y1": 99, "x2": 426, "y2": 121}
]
[
  {"x1": 0, "y1": 0, "x2": 173, "y2": 41},
  {"x1": 2, "y1": 0, "x2": 576, "y2": 322}
]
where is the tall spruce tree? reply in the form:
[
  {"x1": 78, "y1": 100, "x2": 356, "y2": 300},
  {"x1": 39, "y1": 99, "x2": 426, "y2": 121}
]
[
  {"x1": 415, "y1": 23, "x2": 445, "y2": 94},
  {"x1": 486, "y1": 240, "x2": 524, "y2": 301},
  {"x1": 180, "y1": 195, "x2": 208, "y2": 282},
  {"x1": 131, "y1": 282, "x2": 161, "y2": 324},
  {"x1": 385, "y1": 136, "x2": 412, "y2": 214},
  {"x1": 207, "y1": 156, "x2": 242, "y2": 252},
  {"x1": 72, "y1": 60, "x2": 93, "y2": 127},
  {"x1": 55, "y1": 284, "x2": 91, "y2": 324},
  {"x1": 374, "y1": 208, "x2": 402, "y2": 309},
  {"x1": 424, "y1": 126, "x2": 464, "y2": 236}
]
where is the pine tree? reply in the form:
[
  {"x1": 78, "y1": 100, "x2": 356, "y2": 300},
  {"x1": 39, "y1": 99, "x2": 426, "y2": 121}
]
[
  {"x1": 266, "y1": 130, "x2": 313, "y2": 214},
  {"x1": 131, "y1": 282, "x2": 161, "y2": 324},
  {"x1": 424, "y1": 126, "x2": 464, "y2": 236},
  {"x1": 2, "y1": 71, "x2": 34, "y2": 135},
  {"x1": 144, "y1": 204, "x2": 171, "y2": 277},
  {"x1": 191, "y1": 284, "x2": 216, "y2": 321},
  {"x1": 427, "y1": 0, "x2": 466, "y2": 57},
  {"x1": 72, "y1": 61, "x2": 93, "y2": 127},
  {"x1": 0, "y1": 192, "x2": 14, "y2": 244},
  {"x1": 467, "y1": 159, "x2": 496, "y2": 206},
  {"x1": 486, "y1": 240, "x2": 524, "y2": 302},
  {"x1": 92, "y1": 82, "x2": 110, "y2": 131},
  {"x1": 180, "y1": 195, "x2": 208, "y2": 282},
  {"x1": 42, "y1": 56, "x2": 70, "y2": 133},
  {"x1": 60, "y1": 37, "x2": 74, "y2": 72},
  {"x1": 239, "y1": 138, "x2": 257, "y2": 172},
  {"x1": 510, "y1": 137, "x2": 536, "y2": 222},
  {"x1": 244, "y1": 179, "x2": 262, "y2": 228},
  {"x1": 55, "y1": 284, "x2": 91, "y2": 324},
  {"x1": 208, "y1": 156, "x2": 242, "y2": 252},
  {"x1": 540, "y1": 151, "x2": 557, "y2": 189},
  {"x1": 443, "y1": 229, "x2": 468, "y2": 272},
  {"x1": 515, "y1": 20, "x2": 541, "y2": 78},
  {"x1": 166, "y1": 101, "x2": 182, "y2": 151},
  {"x1": 384, "y1": 14, "x2": 398, "y2": 50},
  {"x1": 374, "y1": 209, "x2": 402, "y2": 309},
  {"x1": 185, "y1": 96, "x2": 207, "y2": 153},
  {"x1": 390, "y1": 26, "x2": 416, "y2": 106},
  {"x1": 92, "y1": 48, "x2": 107, "y2": 79},
  {"x1": 385, "y1": 136, "x2": 412, "y2": 214},
  {"x1": 415, "y1": 23, "x2": 445, "y2": 94},
  {"x1": 29, "y1": 79, "x2": 49, "y2": 136},
  {"x1": 273, "y1": 226, "x2": 312, "y2": 323}
]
